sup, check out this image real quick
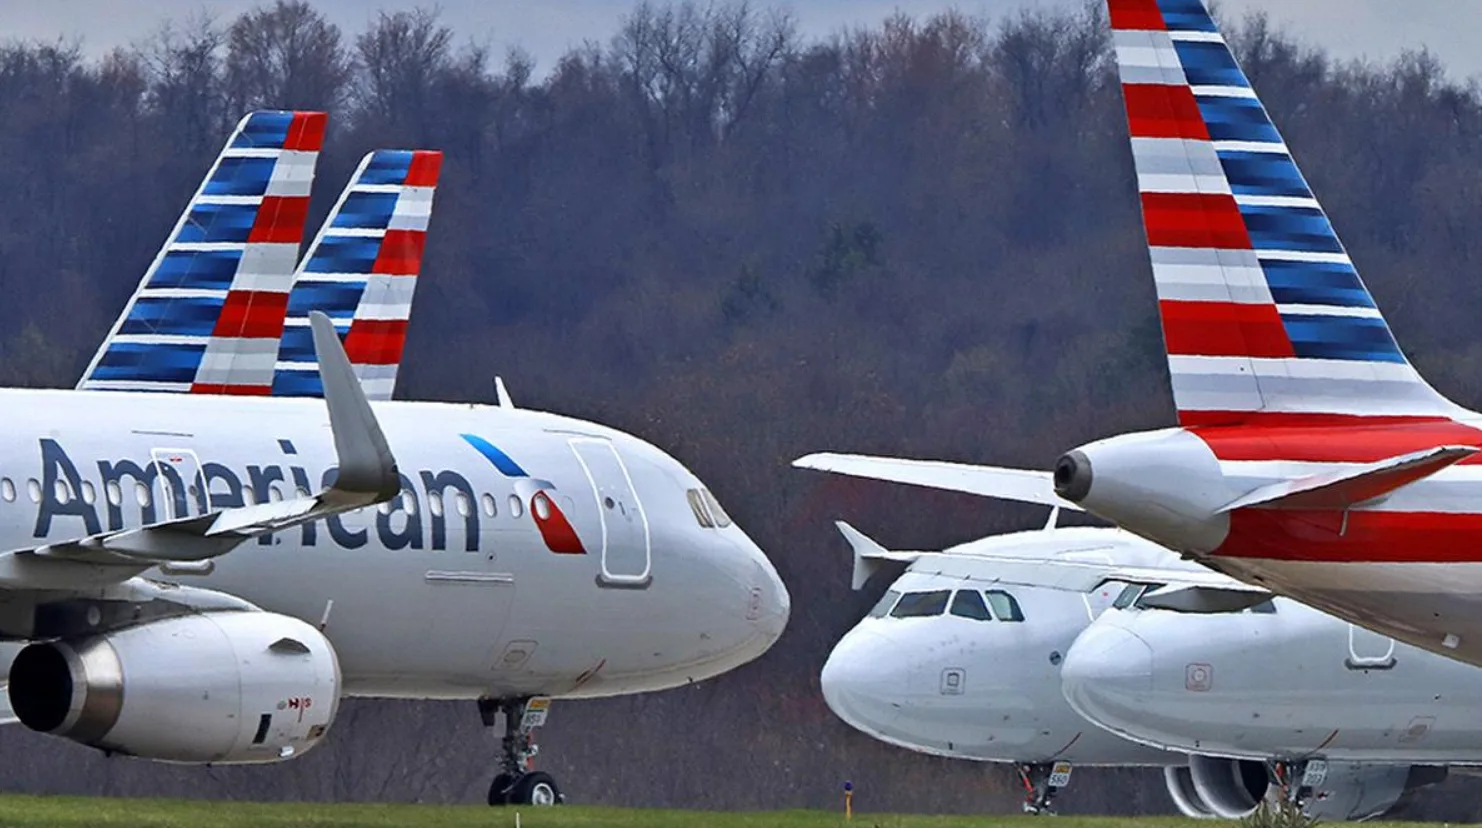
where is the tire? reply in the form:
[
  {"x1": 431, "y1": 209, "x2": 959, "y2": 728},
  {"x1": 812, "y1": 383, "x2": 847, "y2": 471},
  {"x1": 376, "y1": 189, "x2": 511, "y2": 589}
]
[
  {"x1": 487, "y1": 773, "x2": 514, "y2": 807},
  {"x1": 508, "y1": 771, "x2": 562, "y2": 806}
]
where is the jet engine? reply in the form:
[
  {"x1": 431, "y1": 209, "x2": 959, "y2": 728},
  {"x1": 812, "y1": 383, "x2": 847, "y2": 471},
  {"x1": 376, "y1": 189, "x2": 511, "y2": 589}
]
[
  {"x1": 1165, "y1": 757, "x2": 1447, "y2": 821},
  {"x1": 8, "y1": 611, "x2": 339, "y2": 764}
]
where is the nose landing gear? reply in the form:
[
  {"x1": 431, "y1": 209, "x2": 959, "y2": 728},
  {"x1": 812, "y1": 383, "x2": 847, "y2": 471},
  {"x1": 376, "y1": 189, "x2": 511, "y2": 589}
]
[
  {"x1": 479, "y1": 696, "x2": 563, "y2": 806},
  {"x1": 1019, "y1": 761, "x2": 1073, "y2": 814}
]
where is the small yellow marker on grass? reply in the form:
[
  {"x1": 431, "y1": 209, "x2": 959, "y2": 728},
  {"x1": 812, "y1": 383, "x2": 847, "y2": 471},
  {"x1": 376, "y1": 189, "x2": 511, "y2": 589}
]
[{"x1": 843, "y1": 781, "x2": 853, "y2": 820}]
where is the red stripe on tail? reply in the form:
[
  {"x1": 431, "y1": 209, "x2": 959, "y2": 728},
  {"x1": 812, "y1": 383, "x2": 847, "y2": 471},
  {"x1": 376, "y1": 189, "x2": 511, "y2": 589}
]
[
  {"x1": 1161, "y1": 299, "x2": 1294, "y2": 358},
  {"x1": 371, "y1": 230, "x2": 426, "y2": 275},
  {"x1": 1122, "y1": 84, "x2": 1210, "y2": 140},
  {"x1": 247, "y1": 195, "x2": 311, "y2": 244},
  {"x1": 1108, "y1": 0, "x2": 1166, "y2": 30},
  {"x1": 343, "y1": 319, "x2": 408, "y2": 366},
  {"x1": 284, "y1": 112, "x2": 327, "y2": 152},
  {"x1": 189, "y1": 383, "x2": 273, "y2": 396},
  {"x1": 404, "y1": 150, "x2": 443, "y2": 187},
  {"x1": 211, "y1": 290, "x2": 291, "y2": 338},
  {"x1": 1141, "y1": 192, "x2": 1252, "y2": 249}
]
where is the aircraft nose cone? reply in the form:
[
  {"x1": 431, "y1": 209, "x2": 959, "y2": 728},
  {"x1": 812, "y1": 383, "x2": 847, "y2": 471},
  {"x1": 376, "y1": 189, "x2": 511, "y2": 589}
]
[
  {"x1": 740, "y1": 534, "x2": 790, "y2": 641},
  {"x1": 1060, "y1": 622, "x2": 1153, "y2": 725},
  {"x1": 820, "y1": 629, "x2": 907, "y2": 735}
]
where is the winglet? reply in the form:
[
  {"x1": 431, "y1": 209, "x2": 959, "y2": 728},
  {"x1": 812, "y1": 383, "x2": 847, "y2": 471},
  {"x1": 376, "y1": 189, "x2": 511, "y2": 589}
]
[
  {"x1": 836, "y1": 521, "x2": 921, "y2": 591},
  {"x1": 310, "y1": 311, "x2": 399, "y2": 500},
  {"x1": 495, "y1": 376, "x2": 515, "y2": 409}
]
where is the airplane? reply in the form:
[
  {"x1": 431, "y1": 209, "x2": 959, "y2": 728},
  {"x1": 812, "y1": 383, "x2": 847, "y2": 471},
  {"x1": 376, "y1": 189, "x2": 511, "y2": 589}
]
[
  {"x1": 1, "y1": 113, "x2": 789, "y2": 808},
  {"x1": 1041, "y1": 0, "x2": 1482, "y2": 667},
  {"x1": 820, "y1": 517, "x2": 1455, "y2": 820}
]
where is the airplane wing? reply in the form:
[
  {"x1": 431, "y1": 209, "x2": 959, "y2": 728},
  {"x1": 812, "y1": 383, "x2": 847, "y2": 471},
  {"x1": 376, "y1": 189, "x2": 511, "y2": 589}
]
[
  {"x1": 0, "y1": 312, "x2": 398, "y2": 590},
  {"x1": 1219, "y1": 445, "x2": 1478, "y2": 512},
  {"x1": 793, "y1": 452, "x2": 1083, "y2": 510}
]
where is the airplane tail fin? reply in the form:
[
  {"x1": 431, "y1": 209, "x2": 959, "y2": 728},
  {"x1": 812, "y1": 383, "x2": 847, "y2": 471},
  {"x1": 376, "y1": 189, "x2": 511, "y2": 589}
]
[
  {"x1": 273, "y1": 150, "x2": 443, "y2": 400},
  {"x1": 1108, "y1": 0, "x2": 1463, "y2": 426},
  {"x1": 79, "y1": 110, "x2": 326, "y2": 393}
]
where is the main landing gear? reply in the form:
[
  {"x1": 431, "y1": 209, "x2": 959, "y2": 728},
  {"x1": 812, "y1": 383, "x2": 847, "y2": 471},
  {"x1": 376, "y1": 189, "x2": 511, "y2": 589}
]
[
  {"x1": 479, "y1": 696, "x2": 563, "y2": 806},
  {"x1": 1272, "y1": 759, "x2": 1327, "y2": 813},
  {"x1": 1019, "y1": 761, "x2": 1073, "y2": 815}
]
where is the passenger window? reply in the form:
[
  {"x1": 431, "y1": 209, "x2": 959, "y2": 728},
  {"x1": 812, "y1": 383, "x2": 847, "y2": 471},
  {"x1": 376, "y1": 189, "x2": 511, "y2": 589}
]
[
  {"x1": 401, "y1": 490, "x2": 417, "y2": 515},
  {"x1": 106, "y1": 480, "x2": 122, "y2": 507},
  {"x1": 686, "y1": 489, "x2": 714, "y2": 528},
  {"x1": 0, "y1": 478, "x2": 13, "y2": 503},
  {"x1": 26, "y1": 479, "x2": 39, "y2": 504},
  {"x1": 890, "y1": 590, "x2": 951, "y2": 619},
  {"x1": 949, "y1": 589, "x2": 993, "y2": 621},
  {"x1": 700, "y1": 489, "x2": 732, "y2": 528},
  {"x1": 54, "y1": 480, "x2": 71, "y2": 504},
  {"x1": 508, "y1": 494, "x2": 524, "y2": 519},
  {"x1": 455, "y1": 492, "x2": 472, "y2": 518},
  {"x1": 428, "y1": 490, "x2": 444, "y2": 518},
  {"x1": 984, "y1": 590, "x2": 1025, "y2": 622},
  {"x1": 81, "y1": 481, "x2": 96, "y2": 505},
  {"x1": 868, "y1": 589, "x2": 902, "y2": 618},
  {"x1": 481, "y1": 493, "x2": 498, "y2": 517}
]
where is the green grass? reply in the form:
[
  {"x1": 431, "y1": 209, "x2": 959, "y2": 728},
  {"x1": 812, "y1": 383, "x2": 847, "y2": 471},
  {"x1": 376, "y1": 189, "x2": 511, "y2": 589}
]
[{"x1": 0, "y1": 796, "x2": 1459, "y2": 828}]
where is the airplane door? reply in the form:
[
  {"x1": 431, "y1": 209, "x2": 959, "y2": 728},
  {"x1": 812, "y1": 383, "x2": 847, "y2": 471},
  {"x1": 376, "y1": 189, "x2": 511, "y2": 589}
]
[
  {"x1": 569, "y1": 438, "x2": 651, "y2": 586},
  {"x1": 1345, "y1": 623, "x2": 1396, "y2": 670},
  {"x1": 150, "y1": 448, "x2": 210, "y2": 521}
]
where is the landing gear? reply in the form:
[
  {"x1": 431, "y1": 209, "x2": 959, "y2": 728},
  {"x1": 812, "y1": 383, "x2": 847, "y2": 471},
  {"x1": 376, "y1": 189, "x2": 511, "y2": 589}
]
[
  {"x1": 479, "y1": 696, "x2": 563, "y2": 806},
  {"x1": 1019, "y1": 761, "x2": 1073, "y2": 814},
  {"x1": 1271, "y1": 759, "x2": 1327, "y2": 813}
]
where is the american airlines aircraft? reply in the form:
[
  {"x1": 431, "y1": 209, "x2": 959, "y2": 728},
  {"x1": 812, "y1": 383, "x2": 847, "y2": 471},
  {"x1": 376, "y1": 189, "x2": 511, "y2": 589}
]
[
  {"x1": 818, "y1": 518, "x2": 1455, "y2": 820},
  {"x1": 0, "y1": 111, "x2": 789, "y2": 808},
  {"x1": 1047, "y1": 0, "x2": 1482, "y2": 667}
]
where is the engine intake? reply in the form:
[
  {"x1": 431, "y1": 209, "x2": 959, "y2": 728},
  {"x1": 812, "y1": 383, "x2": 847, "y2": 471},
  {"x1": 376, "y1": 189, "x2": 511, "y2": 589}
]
[{"x1": 9, "y1": 611, "x2": 339, "y2": 764}]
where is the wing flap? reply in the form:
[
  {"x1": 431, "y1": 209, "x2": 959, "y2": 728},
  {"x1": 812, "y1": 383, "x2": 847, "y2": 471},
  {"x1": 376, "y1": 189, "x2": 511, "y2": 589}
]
[
  {"x1": 794, "y1": 453, "x2": 1083, "y2": 511},
  {"x1": 1219, "y1": 445, "x2": 1477, "y2": 512}
]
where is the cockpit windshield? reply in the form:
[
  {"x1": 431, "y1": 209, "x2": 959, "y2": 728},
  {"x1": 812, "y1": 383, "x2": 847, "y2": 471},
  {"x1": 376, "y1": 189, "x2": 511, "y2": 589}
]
[{"x1": 889, "y1": 590, "x2": 951, "y2": 618}]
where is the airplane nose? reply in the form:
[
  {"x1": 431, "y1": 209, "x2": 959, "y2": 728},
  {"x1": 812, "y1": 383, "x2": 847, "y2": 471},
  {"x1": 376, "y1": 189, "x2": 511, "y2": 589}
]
[
  {"x1": 1060, "y1": 622, "x2": 1153, "y2": 724},
  {"x1": 739, "y1": 533, "x2": 790, "y2": 640},
  {"x1": 820, "y1": 629, "x2": 907, "y2": 735}
]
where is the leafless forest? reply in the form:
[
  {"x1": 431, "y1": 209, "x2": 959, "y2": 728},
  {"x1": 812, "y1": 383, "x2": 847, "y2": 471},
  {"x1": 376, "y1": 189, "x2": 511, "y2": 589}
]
[{"x1": 3, "y1": 0, "x2": 1482, "y2": 817}]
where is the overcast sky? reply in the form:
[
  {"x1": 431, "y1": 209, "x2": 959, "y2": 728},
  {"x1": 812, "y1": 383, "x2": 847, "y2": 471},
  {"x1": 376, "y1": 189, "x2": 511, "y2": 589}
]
[{"x1": 7, "y1": 0, "x2": 1482, "y2": 80}]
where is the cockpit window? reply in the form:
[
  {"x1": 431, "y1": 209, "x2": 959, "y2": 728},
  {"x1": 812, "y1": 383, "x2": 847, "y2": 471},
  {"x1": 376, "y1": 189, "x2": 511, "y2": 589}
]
[
  {"x1": 949, "y1": 589, "x2": 993, "y2": 621},
  {"x1": 700, "y1": 489, "x2": 732, "y2": 528},
  {"x1": 984, "y1": 590, "x2": 1025, "y2": 622},
  {"x1": 685, "y1": 489, "x2": 714, "y2": 528},
  {"x1": 1112, "y1": 583, "x2": 1142, "y2": 610},
  {"x1": 868, "y1": 589, "x2": 901, "y2": 618},
  {"x1": 890, "y1": 590, "x2": 951, "y2": 618}
]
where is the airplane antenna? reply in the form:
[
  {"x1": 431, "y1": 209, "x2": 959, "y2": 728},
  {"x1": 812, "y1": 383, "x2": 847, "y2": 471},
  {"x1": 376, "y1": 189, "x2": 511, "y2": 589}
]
[{"x1": 494, "y1": 376, "x2": 515, "y2": 409}]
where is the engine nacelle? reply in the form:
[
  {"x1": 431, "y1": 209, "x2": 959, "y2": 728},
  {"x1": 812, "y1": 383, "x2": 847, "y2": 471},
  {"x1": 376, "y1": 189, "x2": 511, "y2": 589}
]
[
  {"x1": 9, "y1": 611, "x2": 339, "y2": 764},
  {"x1": 1165, "y1": 757, "x2": 1448, "y2": 821}
]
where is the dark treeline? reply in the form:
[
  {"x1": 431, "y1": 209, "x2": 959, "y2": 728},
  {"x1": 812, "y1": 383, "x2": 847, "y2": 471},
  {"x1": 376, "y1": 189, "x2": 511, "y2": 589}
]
[{"x1": 3, "y1": 0, "x2": 1482, "y2": 818}]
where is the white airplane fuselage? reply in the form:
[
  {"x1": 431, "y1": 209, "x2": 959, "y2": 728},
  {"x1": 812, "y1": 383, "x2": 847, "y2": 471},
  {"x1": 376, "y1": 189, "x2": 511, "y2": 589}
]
[
  {"x1": 820, "y1": 529, "x2": 1178, "y2": 767},
  {"x1": 3, "y1": 388, "x2": 789, "y2": 701},
  {"x1": 1062, "y1": 596, "x2": 1482, "y2": 764}
]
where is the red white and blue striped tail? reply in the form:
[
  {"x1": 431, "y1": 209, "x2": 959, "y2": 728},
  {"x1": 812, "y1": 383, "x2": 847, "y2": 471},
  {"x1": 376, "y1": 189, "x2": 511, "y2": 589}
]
[
  {"x1": 272, "y1": 150, "x2": 442, "y2": 401},
  {"x1": 1108, "y1": 0, "x2": 1465, "y2": 427},
  {"x1": 78, "y1": 110, "x2": 326, "y2": 395}
]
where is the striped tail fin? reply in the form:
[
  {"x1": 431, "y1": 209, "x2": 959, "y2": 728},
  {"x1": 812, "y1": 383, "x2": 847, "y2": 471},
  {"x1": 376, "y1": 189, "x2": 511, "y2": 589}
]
[
  {"x1": 272, "y1": 150, "x2": 442, "y2": 400},
  {"x1": 78, "y1": 110, "x2": 326, "y2": 394},
  {"x1": 1108, "y1": 0, "x2": 1463, "y2": 426}
]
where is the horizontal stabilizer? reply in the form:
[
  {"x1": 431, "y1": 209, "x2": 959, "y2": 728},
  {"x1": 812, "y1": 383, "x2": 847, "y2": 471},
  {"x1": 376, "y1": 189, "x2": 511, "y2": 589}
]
[
  {"x1": 1219, "y1": 445, "x2": 1477, "y2": 513},
  {"x1": 835, "y1": 521, "x2": 922, "y2": 591},
  {"x1": 795, "y1": 453, "x2": 1082, "y2": 511}
]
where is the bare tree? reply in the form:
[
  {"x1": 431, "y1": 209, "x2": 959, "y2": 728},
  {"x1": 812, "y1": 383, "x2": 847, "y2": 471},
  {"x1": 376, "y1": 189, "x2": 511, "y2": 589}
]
[{"x1": 224, "y1": 0, "x2": 352, "y2": 112}]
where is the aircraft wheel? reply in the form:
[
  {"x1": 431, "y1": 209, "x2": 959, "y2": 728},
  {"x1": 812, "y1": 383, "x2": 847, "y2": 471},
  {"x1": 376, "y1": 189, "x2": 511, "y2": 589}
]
[
  {"x1": 487, "y1": 773, "x2": 514, "y2": 806},
  {"x1": 508, "y1": 771, "x2": 562, "y2": 806}
]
